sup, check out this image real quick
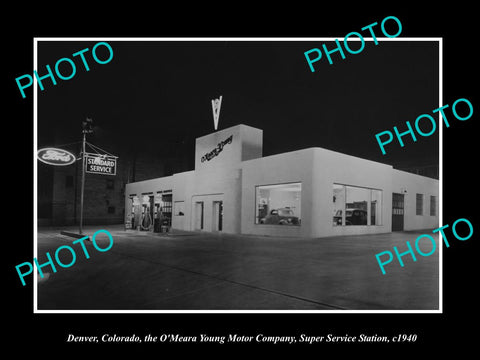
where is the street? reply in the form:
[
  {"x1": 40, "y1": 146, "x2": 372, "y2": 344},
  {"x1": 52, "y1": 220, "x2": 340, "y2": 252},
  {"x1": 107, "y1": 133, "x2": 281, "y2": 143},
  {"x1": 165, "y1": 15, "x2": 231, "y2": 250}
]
[{"x1": 36, "y1": 225, "x2": 440, "y2": 311}]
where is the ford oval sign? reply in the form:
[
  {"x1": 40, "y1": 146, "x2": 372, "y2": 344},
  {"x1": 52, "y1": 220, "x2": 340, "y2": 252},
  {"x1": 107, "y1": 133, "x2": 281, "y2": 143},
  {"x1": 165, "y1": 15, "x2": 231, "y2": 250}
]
[{"x1": 37, "y1": 148, "x2": 76, "y2": 166}]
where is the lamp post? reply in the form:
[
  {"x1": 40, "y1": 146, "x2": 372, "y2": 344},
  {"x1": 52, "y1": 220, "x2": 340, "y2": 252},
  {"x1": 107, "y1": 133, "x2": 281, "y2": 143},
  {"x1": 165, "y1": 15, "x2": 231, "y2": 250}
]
[{"x1": 79, "y1": 118, "x2": 93, "y2": 234}]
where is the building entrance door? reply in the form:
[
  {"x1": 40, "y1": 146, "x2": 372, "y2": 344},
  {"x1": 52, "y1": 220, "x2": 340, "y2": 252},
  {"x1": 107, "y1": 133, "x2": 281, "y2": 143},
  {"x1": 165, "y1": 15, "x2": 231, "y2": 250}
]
[
  {"x1": 392, "y1": 193, "x2": 404, "y2": 231},
  {"x1": 191, "y1": 194, "x2": 224, "y2": 232},
  {"x1": 195, "y1": 202, "x2": 204, "y2": 230},
  {"x1": 212, "y1": 201, "x2": 223, "y2": 231}
]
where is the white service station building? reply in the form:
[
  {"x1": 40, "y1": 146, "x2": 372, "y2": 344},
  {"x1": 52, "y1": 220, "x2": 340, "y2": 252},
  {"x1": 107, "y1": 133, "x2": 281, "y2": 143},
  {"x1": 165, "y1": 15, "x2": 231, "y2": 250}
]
[{"x1": 125, "y1": 124, "x2": 439, "y2": 238}]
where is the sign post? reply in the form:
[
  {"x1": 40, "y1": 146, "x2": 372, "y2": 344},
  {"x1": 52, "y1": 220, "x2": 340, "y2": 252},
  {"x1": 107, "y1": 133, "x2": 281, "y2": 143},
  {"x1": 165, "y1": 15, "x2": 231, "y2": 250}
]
[
  {"x1": 37, "y1": 117, "x2": 117, "y2": 236},
  {"x1": 79, "y1": 119, "x2": 92, "y2": 234}
]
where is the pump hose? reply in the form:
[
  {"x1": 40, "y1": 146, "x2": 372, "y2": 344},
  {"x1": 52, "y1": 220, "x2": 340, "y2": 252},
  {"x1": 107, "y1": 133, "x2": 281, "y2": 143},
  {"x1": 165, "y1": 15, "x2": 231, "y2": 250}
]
[{"x1": 141, "y1": 211, "x2": 152, "y2": 231}]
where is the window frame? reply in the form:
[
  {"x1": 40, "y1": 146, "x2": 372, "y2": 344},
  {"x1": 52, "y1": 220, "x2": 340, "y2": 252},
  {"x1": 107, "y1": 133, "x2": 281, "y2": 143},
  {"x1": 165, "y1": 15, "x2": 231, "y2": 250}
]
[
  {"x1": 333, "y1": 183, "x2": 383, "y2": 227},
  {"x1": 65, "y1": 175, "x2": 74, "y2": 188},
  {"x1": 106, "y1": 179, "x2": 115, "y2": 190},
  {"x1": 254, "y1": 181, "x2": 302, "y2": 226},
  {"x1": 430, "y1": 195, "x2": 437, "y2": 216},
  {"x1": 416, "y1": 193, "x2": 424, "y2": 216}
]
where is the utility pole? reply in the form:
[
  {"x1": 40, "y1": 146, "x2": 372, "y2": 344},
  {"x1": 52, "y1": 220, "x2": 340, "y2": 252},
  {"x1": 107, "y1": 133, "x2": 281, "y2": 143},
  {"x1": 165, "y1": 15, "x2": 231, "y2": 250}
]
[
  {"x1": 79, "y1": 118, "x2": 93, "y2": 234},
  {"x1": 73, "y1": 141, "x2": 80, "y2": 224}
]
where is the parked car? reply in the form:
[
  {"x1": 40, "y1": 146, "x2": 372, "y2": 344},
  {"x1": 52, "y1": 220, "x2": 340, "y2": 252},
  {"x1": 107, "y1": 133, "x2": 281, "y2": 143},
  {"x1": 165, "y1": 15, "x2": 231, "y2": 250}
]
[
  {"x1": 333, "y1": 208, "x2": 367, "y2": 225},
  {"x1": 260, "y1": 208, "x2": 300, "y2": 225}
]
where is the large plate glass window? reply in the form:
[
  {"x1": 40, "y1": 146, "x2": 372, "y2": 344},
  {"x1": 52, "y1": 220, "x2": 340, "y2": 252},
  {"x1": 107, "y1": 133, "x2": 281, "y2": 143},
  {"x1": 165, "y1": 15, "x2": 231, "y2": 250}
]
[
  {"x1": 255, "y1": 182, "x2": 301, "y2": 226},
  {"x1": 333, "y1": 184, "x2": 383, "y2": 226}
]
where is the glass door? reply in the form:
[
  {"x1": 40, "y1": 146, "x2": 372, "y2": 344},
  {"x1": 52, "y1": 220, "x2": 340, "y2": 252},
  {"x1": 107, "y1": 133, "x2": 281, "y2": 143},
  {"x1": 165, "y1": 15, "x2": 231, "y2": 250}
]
[
  {"x1": 212, "y1": 201, "x2": 223, "y2": 231},
  {"x1": 195, "y1": 202, "x2": 204, "y2": 230}
]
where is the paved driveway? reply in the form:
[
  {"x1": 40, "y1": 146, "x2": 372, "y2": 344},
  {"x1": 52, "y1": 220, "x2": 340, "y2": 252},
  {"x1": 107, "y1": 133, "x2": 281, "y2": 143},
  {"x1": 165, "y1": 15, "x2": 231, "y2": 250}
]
[{"x1": 36, "y1": 225, "x2": 439, "y2": 311}]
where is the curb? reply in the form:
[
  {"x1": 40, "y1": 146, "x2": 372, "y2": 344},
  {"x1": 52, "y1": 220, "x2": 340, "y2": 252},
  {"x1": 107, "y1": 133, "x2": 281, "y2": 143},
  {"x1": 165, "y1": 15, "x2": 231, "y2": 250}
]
[{"x1": 60, "y1": 231, "x2": 91, "y2": 241}]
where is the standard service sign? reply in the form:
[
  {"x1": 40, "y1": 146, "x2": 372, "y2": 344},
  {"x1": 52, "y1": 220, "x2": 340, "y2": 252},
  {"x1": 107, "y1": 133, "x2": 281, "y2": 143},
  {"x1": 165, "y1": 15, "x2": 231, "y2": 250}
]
[
  {"x1": 85, "y1": 153, "x2": 117, "y2": 175},
  {"x1": 37, "y1": 148, "x2": 76, "y2": 166}
]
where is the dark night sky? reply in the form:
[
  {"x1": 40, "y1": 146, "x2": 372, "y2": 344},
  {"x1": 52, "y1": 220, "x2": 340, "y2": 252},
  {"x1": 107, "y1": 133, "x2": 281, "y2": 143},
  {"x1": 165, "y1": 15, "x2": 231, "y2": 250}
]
[{"x1": 37, "y1": 39, "x2": 439, "y2": 170}]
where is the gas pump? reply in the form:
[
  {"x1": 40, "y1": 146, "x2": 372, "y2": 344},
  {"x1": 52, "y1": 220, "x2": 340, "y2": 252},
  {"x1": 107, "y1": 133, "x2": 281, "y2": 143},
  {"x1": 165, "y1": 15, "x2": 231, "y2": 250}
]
[
  {"x1": 126, "y1": 196, "x2": 137, "y2": 230},
  {"x1": 141, "y1": 195, "x2": 153, "y2": 231},
  {"x1": 156, "y1": 201, "x2": 166, "y2": 233},
  {"x1": 132, "y1": 196, "x2": 141, "y2": 230},
  {"x1": 130, "y1": 200, "x2": 135, "y2": 229},
  {"x1": 152, "y1": 203, "x2": 158, "y2": 232},
  {"x1": 153, "y1": 193, "x2": 161, "y2": 233}
]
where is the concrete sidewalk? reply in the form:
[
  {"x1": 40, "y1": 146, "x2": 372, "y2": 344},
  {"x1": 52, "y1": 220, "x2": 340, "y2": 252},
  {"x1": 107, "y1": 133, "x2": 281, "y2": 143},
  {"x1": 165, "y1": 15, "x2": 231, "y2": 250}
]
[{"x1": 36, "y1": 225, "x2": 439, "y2": 311}]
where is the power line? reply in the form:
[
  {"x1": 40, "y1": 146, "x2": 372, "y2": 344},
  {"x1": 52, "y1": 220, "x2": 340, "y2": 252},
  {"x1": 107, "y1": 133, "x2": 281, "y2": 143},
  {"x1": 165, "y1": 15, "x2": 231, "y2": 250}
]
[{"x1": 85, "y1": 141, "x2": 117, "y2": 157}]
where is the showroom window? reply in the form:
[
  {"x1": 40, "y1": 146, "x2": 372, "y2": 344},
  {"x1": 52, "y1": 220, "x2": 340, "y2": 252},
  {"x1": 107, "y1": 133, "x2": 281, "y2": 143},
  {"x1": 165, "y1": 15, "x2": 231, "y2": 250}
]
[
  {"x1": 333, "y1": 184, "x2": 382, "y2": 226},
  {"x1": 255, "y1": 182, "x2": 301, "y2": 226},
  {"x1": 174, "y1": 201, "x2": 185, "y2": 216},
  {"x1": 416, "y1": 193, "x2": 424, "y2": 215},
  {"x1": 333, "y1": 184, "x2": 346, "y2": 226},
  {"x1": 430, "y1": 195, "x2": 437, "y2": 216}
]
